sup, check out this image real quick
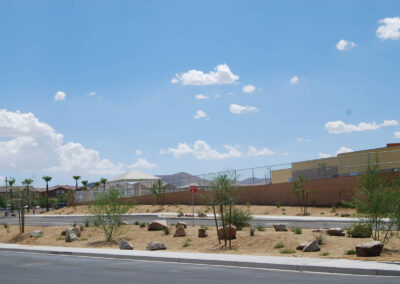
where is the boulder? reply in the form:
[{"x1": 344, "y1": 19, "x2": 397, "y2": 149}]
[
  {"x1": 341, "y1": 213, "x2": 351, "y2": 217},
  {"x1": 122, "y1": 221, "x2": 128, "y2": 225},
  {"x1": 147, "y1": 242, "x2": 167, "y2": 251},
  {"x1": 348, "y1": 224, "x2": 372, "y2": 238},
  {"x1": 71, "y1": 227, "x2": 81, "y2": 237},
  {"x1": 302, "y1": 240, "x2": 320, "y2": 252},
  {"x1": 218, "y1": 225, "x2": 236, "y2": 240},
  {"x1": 29, "y1": 230, "x2": 43, "y2": 238},
  {"x1": 326, "y1": 228, "x2": 345, "y2": 236},
  {"x1": 61, "y1": 229, "x2": 67, "y2": 236},
  {"x1": 296, "y1": 241, "x2": 308, "y2": 250},
  {"x1": 198, "y1": 212, "x2": 207, "y2": 217},
  {"x1": 173, "y1": 227, "x2": 186, "y2": 237},
  {"x1": 273, "y1": 224, "x2": 288, "y2": 232},
  {"x1": 65, "y1": 229, "x2": 78, "y2": 242},
  {"x1": 356, "y1": 241, "x2": 384, "y2": 257},
  {"x1": 148, "y1": 220, "x2": 168, "y2": 231},
  {"x1": 176, "y1": 222, "x2": 187, "y2": 228},
  {"x1": 119, "y1": 239, "x2": 133, "y2": 250},
  {"x1": 198, "y1": 228, "x2": 208, "y2": 238}
]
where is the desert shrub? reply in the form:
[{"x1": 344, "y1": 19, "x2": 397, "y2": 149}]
[
  {"x1": 56, "y1": 236, "x2": 64, "y2": 241},
  {"x1": 280, "y1": 248, "x2": 295, "y2": 254},
  {"x1": 330, "y1": 206, "x2": 336, "y2": 213},
  {"x1": 314, "y1": 232, "x2": 325, "y2": 245},
  {"x1": 3, "y1": 223, "x2": 8, "y2": 229},
  {"x1": 345, "y1": 249, "x2": 356, "y2": 255},
  {"x1": 80, "y1": 225, "x2": 84, "y2": 231},
  {"x1": 293, "y1": 227, "x2": 302, "y2": 234},
  {"x1": 274, "y1": 241, "x2": 285, "y2": 249},
  {"x1": 182, "y1": 238, "x2": 192, "y2": 247},
  {"x1": 347, "y1": 223, "x2": 372, "y2": 238},
  {"x1": 276, "y1": 202, "x2": 281, "y2": 208},
  {"x1": 162, "y1": 227, "x2": 170, "y2": 235},
  {"x1": 321, "y1": 252, "x2": 330, "y2": 256},
  {"x1": 134, "y1": 221, "x2": 140, "y2": 225},
  {"x1": 177, "y1": 211, "x2": 184, "y2": 217},
  {"x1": 140, "y1": 222, "x2": 146, "y2": 228},
  {"x1": 257, "y1": 225, "x2": 265, "y2": 232},
  {"x1": 223, "y1": 208, "x2": 252, "y2": 230},
  {"x1": 73, "y1": 223, "x2": 77, "y2": 228},
  {"x1": 85, "y1": 219, "x2": 90, "y2": 227},
  {"x1": 250, "y1": 227, "x2": 256, "y2": 236}
]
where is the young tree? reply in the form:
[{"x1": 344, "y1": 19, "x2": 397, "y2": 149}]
[
  {"x1": 73, "y1": 176, "x2": 81, "y2": 189},
  {"x1": 292, "y1": 175, "x2": 312, "y2": 215},
  {"x1": 89, "y1": 187, "x2": 132, "y2": 241},
  {"x1": 8, "y1": 178, "x2": 15, "y2": 212},
  {"x1": 81, "y1": 180, "x2": 89, "y2": 190},
  {"x1": 42, "y1": 176, "x2": 52, "y2": 212},
  {"x1": 22, "y1": 179, "x2": 33, "y2": 209},
  {"x1": 150, "y1": 179, "x2": 167, "y2": 208},
  {"x1": 94, "y1": 181, "x2": 100, "y2": 190},
  {"x1": 100, "y1": 178, "x2": 108, "y2": 191}
]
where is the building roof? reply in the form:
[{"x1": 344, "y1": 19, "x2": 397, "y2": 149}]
[{"x1": 108, "y1": 170, "x2": 160, "y2": 182}]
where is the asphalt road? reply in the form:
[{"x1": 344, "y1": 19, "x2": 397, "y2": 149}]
[
  {"x1": 0, "y1": 215, "x2": 356, "y2": 229},
  {"x1": 0, "y1": 251, "x2": 397, "y2": 284}
]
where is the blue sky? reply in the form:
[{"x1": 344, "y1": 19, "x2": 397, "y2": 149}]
[{"x1": 1, "y1": 0, "x2": 400, "y2": 186}]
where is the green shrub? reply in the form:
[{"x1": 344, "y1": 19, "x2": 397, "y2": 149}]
[
  {"x1": 80, "y1": 225, "x2": 84, "y2": 231},
  {"x1": 223, "y1": 208, "x2": 252, "y2": 230},
  {"x1": 330, "y1": 206, "x2": 336, "y2": 213},
  {"x1": 140, "y1": 222, "x2": 146, "y2": 228},
  {"x1": 321, "y1": 252, "x2": 330, "y2": 256},
  {"x1": 3, "y1": 223, "x2": 8, "y2": 229},
  {"x1": 293, "y1": 227, "x2": 302, "y2": 234},
  {"x1": 280, "y1": 248, "x2": 295, "y2": 254},
  {"x1": 347, "y1": 223, "x2": 372, "y2": 238},
  {"x1": 134, "y1": 221, "x2": 140, "y2": 225},
  {"x1": 163, "y1": 227, "x2": 170, "y2": 235},
  {"x1": 345, "y1": 249, "x2": 356, "y2": 255},
  {"x1": 177, "y1": 211, "x2": 184, "y2": 217},
  {"x1": 56, "y1": 236, "x2": 64, "y2": 241},
  {"x1": 182, "y1": 238, "x2": 192, "y2": 247},
  {"x1": 274, "y1": 241, "x2": 285, "y2": 249},
  {"x1": 73, "y1": 223, "x2": 77, "y2": 228},
  {"x1": 85, "y1": 219, "x2": 90, "y2": 227},
  {"x1": 276, "y1": 202, "x2": 281, "y2": 208},
  {"x1": 250, "y1": 227, "x2": 256, "y2": 236},
  {"x1": 257, "y1": 225, "x2": 265, "y2": 232},
  {"x1": 314, "y1": 232, "x2": 325, "y2": 245}
]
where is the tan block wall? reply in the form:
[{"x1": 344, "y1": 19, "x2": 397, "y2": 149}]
[{"x1": 271, "y1": 168, "x2": 292, "y2": 184}]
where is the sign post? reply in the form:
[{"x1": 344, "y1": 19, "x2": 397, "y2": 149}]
[{"x1": 189, "y1": 185, "x2": 197, "y2": 226}]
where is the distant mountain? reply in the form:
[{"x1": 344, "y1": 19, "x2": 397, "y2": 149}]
[{"x1": 156, "y1": 172, "x2": 207, "y2": 187}]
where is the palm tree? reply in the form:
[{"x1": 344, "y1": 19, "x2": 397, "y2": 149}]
[
  {"x1": 8, "y1": 178, "x2": 15, "y2": 212},
  {"x1": 72, "y1": 176, "x2": 81, "y2": 191},
  {"x1": 42, "y1": 176, "x2": 52, "y2": 212},
  {"x1": 94, "y1": 182, "x2": 100, "y2": 190},
  {"x1": 22, "y1": 178, "x2": 33, "y2": 210},
  {"x1": 81, "y1": 180, "x2": 88, "y2": 190},
  {"x1": 100, "y1": 178, "x2": 108, "y2": 191}
]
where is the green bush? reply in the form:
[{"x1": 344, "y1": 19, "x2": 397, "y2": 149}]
[
  {"x1": 293, "y1": 227, "x2": 302, "y2": 234},
  {"x1": 223, "y1": 208, "x2": 252, "y2": 230},
  {"x1": 134, "y1": 221, "x2": 140, "y2": 225},
  {"x1": 274, "y1": 241, "x2": 285, "y2": 249},
  {"x1": 85, "y1": 219, "x2": 90, "y2": 227},
  {"x1": 345, "y1": 249, "x2": 356, "y2": 255},
  {"x1": 314, "y1": 232, "x2": 325, "y2": 245},
  {"x1": 163, "y1": 227, "x2": 170, "y2": 235},
  {"x1": 280, "y1": 248, "x2": 295, "y2": 254},
  {"x1": 276, "y1": 202, "x2": 281, "y2": 208},
  {"x1": 347, "y1": 223, "x2": 372, "y2": 238},
  {"x1": 257, "y1": 225, "x2": 265, "y2": 232},
  {"x1": 140, "y1": 222, "x2": 146, "y2": 228}
]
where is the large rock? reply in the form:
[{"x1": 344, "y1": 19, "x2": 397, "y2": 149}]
[
  {"x1": 341, "y1": 213, "x2": 351, "y2": 217},
  {"x1": 119, "y1": 239, "x2": 133, "y2": 250},
  {"x1": 326, "y1": 228, "x2": 345, "y2": 236},
  {"x1": 198, "y1": 212, "x2": 207, "y2": 217},
  {"x1": 62, "y1": 227, "x2": 81, "y2": 237},
  {"x1": 296, "y1": 241, "x2": 308, "y2": 250},
  {"x1": 273, "y1": 224, "x2": 288, "y2": 232},
  {"x1": 173, "y1": 227, "x2": 186, "y2": 237},
  {"x1": 356, "y1": 241, "x2": 384, "y2": 257},
  {"x1": 176, "y1": 222, "x2": 187, "y2": 228},
  {"x1": 148, "y1": 220, "x2": 168, "y2": 231},
  {"x1": 198, "y1": 228, "x2": 208, "y2": 238},
  {"x1": 302, "y1": 240, "x2": 321, "y2": 252},
  {"x1": 147, "y1": 242, "x2": 167, "y2": 251},
  {"x1": 218, "y1": 225, "x2": 236, "y2": 240},
  {"x1": 29, "y1": 230, "x2": 43, "y2": 238},
  {"x1": 65, "y1": 229, "x2": 79, "y2": 242},
  {"x1": 348, "y1": 224, "x2": 372, "y2": 238}
]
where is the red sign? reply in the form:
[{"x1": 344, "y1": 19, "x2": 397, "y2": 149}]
[{"x1": 190, "y1": 185, "x2": 197, "y2": 193}]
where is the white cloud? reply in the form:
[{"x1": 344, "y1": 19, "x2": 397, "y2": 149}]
[
  {"x1": 160, "y1": 140, "x2": 241, "y2": 160},
  {"x1": 54, "y1": 91, "x2": 66, "y2": 101},
  {"x1": 193, "y1": 110, "x2": 209, "y2": 120},
  {"x1": 229, "y1": 104, "x2": 259, "y2": 114},
  {"x1": 135, "y1": 150, "x2": 142, "y2": 155},
  {"x1": 248, "y1": 146, "x2": 274, "y2": 157},
  {"x1": 242, "y1": 84, "x2": 256, "y2": 93},
  {"x1": 296, "y1": 137, "x2": 312, "y2": 143},
  {"x1": 336, "y1": 146, "x2": 354, "y2": 155},
  {"x1": 0, "y1": 176, "x2": 4, "y2": 184},
  {"x1": 171, "y1": 64, "x2": 239, "y2": 85},
  {"x1": 290, "y1": 75, "x2": 299, "y2": 84},
  {"x1": 325, "y1": 120, "x2": 398, "y2": 134},
  {"x1": 319, "y1": 153, "x2": 333, "y2": 158},
  {"x1": 377, "y1": 17, "x2": 400, "y2": 40},
  {"x1": 195, "y1": 94, "x2": 209, "y2": 100},
  {"x1": 0, "y1": 109, "x2": 123, "y2": 175},
  {"x1": 336, "y1": 39, "x2": 357, "y2": 51},
  {"x1": 394, "y1": 131, "x2": 400, "y2": 139},
  {"x1": 128, "y1": 158, "x2": 157, "y2": 170},
  {"x1": 89, "y1": 91, "x2": 96, "y2": 96}
]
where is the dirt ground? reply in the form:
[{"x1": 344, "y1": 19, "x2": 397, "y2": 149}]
[
  {"x1": 42, "y1": 204, "x2": 355, "y2": 217},
  {"x1": 0, "y1": 224, "x2": 398, "y2": 262}
]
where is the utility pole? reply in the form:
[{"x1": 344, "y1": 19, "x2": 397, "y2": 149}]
[{"x1": 4, "y1": 177, "x2": 8, "y2": 217}]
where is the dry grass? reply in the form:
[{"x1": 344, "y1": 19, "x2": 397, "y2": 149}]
[
  {"x1": 0, "y1": 224, "x2": 399, "y2": 262},
  {"x1": 42, "y1": 204, "x2": 355, "y2": 217}
]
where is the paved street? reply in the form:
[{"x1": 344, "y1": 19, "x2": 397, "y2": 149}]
[{"x1": 0, "y1": 251, "x2": 398, "y2": 284}]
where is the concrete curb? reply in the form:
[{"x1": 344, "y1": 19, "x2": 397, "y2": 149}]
[{"x1": 0, "y1": 243, "x2": 399, "y2": 276}]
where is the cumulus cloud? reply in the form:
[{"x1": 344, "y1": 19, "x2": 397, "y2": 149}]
[
  {"x1": 336, "y1": 39, "x2": 357, "y2": 51},
  {"x1": 128, "y1": 158, "x2": 157, "y2": 170},
  {"x1": 248, "y1": 146, "x2": 274, "y2": 157},
  {"x1": 161, "y1": 140, "x2": 241, "y2": 160},
  {"x1": 296, "y1": 137, "x2": 312, "y2": 143},
  {"x1": 229, "y1": 104, "x2": 259, "y2": 114},
  {"x1": 290, "y1": 75, "x2": 299, "y2": 84},
  {"x1": 325, "y1": 120, "x2": 398, "y2": 134},
  {"x1": 0, "y1": 176, "x2": 4, "y2": 184},
  {"x1": 0, "y1": 109, "x2": 123, "y2": 175},
  {"x1": 54, "y1": 91, "x2": 66, "y2": 101},
  {"x1": 193, "y1": 110, "x2": 209, "y2": 120},
  {"x1": 377, "y1": 17, "x2": 400, "y2": 40},
  {"x1": 319, "y1": 153, "x2": 333, "y2": 158},
  {"x1": 135, "y1": 150, "x2": 142, "y2": 155},
  {"x1": 394, "y1": 131, "x2": 400, "y2": 139},
  {"x1": 336, "y1": 146, "x2": 354, "y2": 155},
  {"x1": 242, "y1": 84, "x2": 256, "y2": 93},
  {"x1": 171, "y1": 64, "x2": 239, "y2": 85},
  {"x1": 195, "y1": 94, "x2": 209, "y2": 100}
]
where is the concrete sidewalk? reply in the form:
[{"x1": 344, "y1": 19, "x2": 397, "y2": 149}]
[{"x1": 0, "y1": 243, "x2": 399, "y2": 276}]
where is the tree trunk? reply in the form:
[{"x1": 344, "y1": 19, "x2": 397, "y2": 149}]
[
  {"x1": 46, "y1": 182, "x2": 49, "y2": 212},
  {"x1": 220, "y1": 204, "x2": 227, "y2": 247},
  {"x1": 229, "y1": 205, "x2": 232, "y2": 249},
  {"x1": 212, "y1": 204, "x2": 221, "y2": 244}
]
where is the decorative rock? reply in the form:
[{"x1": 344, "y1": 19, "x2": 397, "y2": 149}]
[
  {"x1": 198, "y1": 212, "x2": 207, "y2": 217},
  {"x1": 146, "y1": 241, "x2": 167, "y2": 251},
  {"x1": 326, "y1": 228, "x2": 345, "y2": 236},
  {"x1": 173, "y1": 227, "x2": 186, "y2": 237},
  {"x1": 176, "y1": 222, "x2": 187, "y2": 228},
  {"x1": 29, "y1": 230, "x2": 43, "y2": 238},
  {"x1": 273, "y1": 224, "x2": 288, "y2": 232},
  {"x1": 71, "y1": 227, "x2": 81, "y2": 237},
  {"x1": 61, "y1": 229, "x2": 67, "y2": 236},
  {"x1": 341, "y1": 213, "x2": 351, "y2": 217},
  {"x1": 218, "y1": 225, "x2": 236, "y2": 240},
  {"x1": 148, "y1": 220, "x2": 168, "y2": 231},
  {"x1": 356, "y1": 241, "x2": 384, "y2": 257},
  {"x1": 119, "y1": 239, "x2": 133, "y2": 250},
  {"x1": 198, "y1": 228, "x2": 208, "y2": 238},
  {"x1": 65, "y1": 229, "x2": 79, "y2": 242},
  {"x1": 312, "y1": 228, "x2": 325, "y2": 233},
  {"x1": 302, "y1": 240, "x2": 320, "y2": 252},
  {"x1": 122, "y1": 221, "x2": 128, "y2": 225},
  {"x1": 296, "y1": 241, "x2": 308, "y2": 250}
]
